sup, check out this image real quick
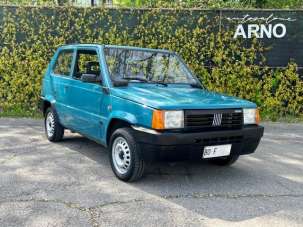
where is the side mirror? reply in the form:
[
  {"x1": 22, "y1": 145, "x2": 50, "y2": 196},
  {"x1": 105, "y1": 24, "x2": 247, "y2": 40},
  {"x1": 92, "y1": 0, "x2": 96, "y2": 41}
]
[{"x1": 81, "y1": 74, "x2": 101, "y2": 83}]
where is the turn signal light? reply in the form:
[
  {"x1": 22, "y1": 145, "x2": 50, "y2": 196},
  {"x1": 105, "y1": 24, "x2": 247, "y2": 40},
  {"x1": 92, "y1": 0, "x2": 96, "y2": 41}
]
[
  {"x1": 256, "y1": 108, "x2": 261, "y2": 125},
  {"x1": 152, "y1": 110, "x2": 164, "y2": 130}
]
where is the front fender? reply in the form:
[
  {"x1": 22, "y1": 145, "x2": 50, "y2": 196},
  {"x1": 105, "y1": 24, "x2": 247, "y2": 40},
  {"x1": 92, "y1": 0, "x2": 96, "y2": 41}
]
[
  {"x1": 103, "y1": 95, "x2": 154, "y2": 145},
  {"x1": 107, "y1": 95, "x2": 154, "y2": 130},
  {"x1": 108, "y1": 111, "x2": 138, "y2": 125},
  {"x1": 102, "y1": 111, "x2": 138, "y2": 146}
]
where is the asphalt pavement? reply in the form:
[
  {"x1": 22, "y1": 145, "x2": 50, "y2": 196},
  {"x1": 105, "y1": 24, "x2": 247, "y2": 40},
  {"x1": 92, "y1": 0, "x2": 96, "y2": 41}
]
[{"x1": 0, "y1": 118, "x2": 302, "y2": 227}]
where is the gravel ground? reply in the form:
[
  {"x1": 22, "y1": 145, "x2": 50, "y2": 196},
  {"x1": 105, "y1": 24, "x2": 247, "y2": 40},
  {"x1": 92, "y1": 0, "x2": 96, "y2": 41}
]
[{"x1": 0, "y1": 118, "x2": 302, "y2": 227}]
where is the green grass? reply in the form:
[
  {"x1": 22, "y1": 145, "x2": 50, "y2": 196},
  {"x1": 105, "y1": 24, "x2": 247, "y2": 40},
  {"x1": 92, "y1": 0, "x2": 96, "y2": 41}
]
[
  {"x1": 0, "y1": 108, "x2": 43, "y2": 119},
  {"x1": 261, "y1": 114, "x2": 303, "y2": 123},
  {"x1": 260, "y1": 111, "x2": 303, "y2": 123}
]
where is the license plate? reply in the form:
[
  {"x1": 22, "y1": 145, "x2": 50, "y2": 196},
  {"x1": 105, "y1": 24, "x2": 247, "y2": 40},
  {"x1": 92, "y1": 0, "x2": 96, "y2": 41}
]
[{"x1": 203, "y1": 144, "x2": 232, "y2": 159}]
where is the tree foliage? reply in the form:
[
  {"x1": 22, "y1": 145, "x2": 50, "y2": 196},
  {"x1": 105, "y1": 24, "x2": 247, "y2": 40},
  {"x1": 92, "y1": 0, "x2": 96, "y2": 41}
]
[{"x1": 0, "y1": 0, "x2": 302, "y2": 8}]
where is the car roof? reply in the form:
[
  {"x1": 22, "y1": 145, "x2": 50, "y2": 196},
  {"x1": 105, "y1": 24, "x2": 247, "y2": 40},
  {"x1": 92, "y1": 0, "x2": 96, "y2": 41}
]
[
  {"x1": 58, "y1": 44, "x2": 173, "y2": 54},
  {"x1": 59, "y1": 43, "x2": 101, "y2": 49}
]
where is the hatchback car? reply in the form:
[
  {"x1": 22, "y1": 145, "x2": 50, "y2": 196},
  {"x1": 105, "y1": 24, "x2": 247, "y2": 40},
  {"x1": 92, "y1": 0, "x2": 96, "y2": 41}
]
[{"x1": 40, "y1": 44, "x2": 264, "y2": 181}]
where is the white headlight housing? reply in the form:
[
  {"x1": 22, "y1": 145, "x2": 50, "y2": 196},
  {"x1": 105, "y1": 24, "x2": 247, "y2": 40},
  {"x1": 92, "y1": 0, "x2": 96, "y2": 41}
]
[
  {"x1": 152, "y1": 110, "x2": 184, "y2": 129},
  {"x1": 164, "y1": 110, "x2": 184, "y2": 129},
  {"x1": 243, "y1": 108, "x2": 259, "y2": 125}
]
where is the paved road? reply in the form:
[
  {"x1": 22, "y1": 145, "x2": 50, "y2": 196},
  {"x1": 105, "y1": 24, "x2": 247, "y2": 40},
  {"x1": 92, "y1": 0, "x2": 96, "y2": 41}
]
[{"x1": 0, "y1": 118, "x2": 302, "y2": 227}]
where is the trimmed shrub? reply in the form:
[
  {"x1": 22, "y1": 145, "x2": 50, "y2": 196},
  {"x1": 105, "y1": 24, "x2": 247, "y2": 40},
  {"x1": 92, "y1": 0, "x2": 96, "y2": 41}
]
[{"x1": 0, "y1": 6, "x2": 302, "y2": 118}]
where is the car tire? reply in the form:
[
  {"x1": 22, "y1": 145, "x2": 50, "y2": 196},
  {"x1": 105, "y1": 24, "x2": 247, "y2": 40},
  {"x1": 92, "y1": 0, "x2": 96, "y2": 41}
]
[
  {"x1": 44, "y1": 107, "x2": 64, "y2": 142},
  {"x1": 109, "y1": 127, "x2": 145, "y2": 182},
  {"x1": 209, "y1": 155, "x2": 239, "y2": 166}
]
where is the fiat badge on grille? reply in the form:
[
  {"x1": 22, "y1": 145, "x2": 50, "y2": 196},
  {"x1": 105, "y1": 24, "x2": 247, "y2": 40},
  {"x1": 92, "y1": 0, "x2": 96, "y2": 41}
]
[{"x1": 212, "y1": 113, "x2": 222, "y2": 126}]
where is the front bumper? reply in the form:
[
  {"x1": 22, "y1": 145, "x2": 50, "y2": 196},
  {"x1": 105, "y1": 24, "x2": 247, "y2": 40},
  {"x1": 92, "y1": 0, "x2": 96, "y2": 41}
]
[{"x1": 132, "y1": 125, "x2": 264, "y2": 160}]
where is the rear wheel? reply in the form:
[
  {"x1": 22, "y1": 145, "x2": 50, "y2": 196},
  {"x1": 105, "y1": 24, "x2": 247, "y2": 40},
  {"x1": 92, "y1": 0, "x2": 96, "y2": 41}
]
[
  {"x1": 44, "y1": 107, "x2": 64, "y2": 142},
  {"x1": 109, "y1": 127, "x2": 145, "y2": 182},
  {"x1": 209, "y1": 155, "x2": 239, "y2": 166}
]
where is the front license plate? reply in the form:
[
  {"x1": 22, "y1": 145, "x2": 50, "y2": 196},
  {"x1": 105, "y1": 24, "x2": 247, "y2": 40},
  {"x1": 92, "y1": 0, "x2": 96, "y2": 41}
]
[{"x1": 203, "y1": 144, "x2": 232, "y2": 159}]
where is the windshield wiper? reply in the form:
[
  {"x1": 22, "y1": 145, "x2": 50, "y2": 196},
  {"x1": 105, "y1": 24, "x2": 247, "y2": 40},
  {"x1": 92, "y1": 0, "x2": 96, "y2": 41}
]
[
  {"x1": 122, "y1": 76, "x2": 169, "y2": 86},
  {"x1": 123, "y1": 77, "x2": 148, "y2": 82},
  {"x1": 153, "y1": 80, "x2": 168, "y2": 86},
  {"x1": 123, "y1": 77, "x2": 168, "y2": 86},
  {"x1": 190, "y1": 82, "x2": 202, "y2": 89}
]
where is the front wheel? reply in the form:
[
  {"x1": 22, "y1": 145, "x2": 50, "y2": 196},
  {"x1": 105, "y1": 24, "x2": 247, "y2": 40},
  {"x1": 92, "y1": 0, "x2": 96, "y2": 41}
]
[
  {"x1": 109, "y1": 128, "x2": 145, "y2": 182},
  {"x1": 209, "y1": 155, "x2": 239, "y2": 166}
]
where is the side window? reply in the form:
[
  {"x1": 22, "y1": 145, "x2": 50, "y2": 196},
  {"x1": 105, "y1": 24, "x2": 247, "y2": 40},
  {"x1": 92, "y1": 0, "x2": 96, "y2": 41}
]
[
  {"x1": 73, "y1": 50, "x2": 101, "y2": 80},
  {"x1": 53, "y1": 50, "x2": 74, "y2": 76}
]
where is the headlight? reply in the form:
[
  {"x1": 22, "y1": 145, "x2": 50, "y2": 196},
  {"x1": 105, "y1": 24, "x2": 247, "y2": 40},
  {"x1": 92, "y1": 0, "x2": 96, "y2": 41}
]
[
  {"x1": 152, "y1": 110, "x2": 184, "y2": 129},
  {"x1": 243, "y1": 108, "x2": 260, "y2": 125}
]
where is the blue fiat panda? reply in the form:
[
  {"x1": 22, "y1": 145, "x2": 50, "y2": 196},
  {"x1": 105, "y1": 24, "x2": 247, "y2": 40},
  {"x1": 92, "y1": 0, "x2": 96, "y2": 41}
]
[{"x1": 40, "y1": 44, "x2": 264, "y2": 182}]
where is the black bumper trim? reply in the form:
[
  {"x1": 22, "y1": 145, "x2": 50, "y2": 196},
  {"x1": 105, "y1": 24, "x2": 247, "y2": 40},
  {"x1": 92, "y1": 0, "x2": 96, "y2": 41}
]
[
  {"x1": 133, "y1": 125, "x2": 263, "y2": 145},
  {"x1": 132, "y1": 125, "x2": 264, "y2": 160}
]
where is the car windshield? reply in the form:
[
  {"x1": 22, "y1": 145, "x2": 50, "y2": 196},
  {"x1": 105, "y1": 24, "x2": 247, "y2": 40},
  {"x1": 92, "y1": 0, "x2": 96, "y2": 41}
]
[{"x1": 104, "y1": 47, "x2": 197, "y2": 85}]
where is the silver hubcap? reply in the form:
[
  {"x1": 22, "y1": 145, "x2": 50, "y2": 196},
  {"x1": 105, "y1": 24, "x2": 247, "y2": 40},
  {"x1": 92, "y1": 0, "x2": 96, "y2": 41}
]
[
  {"x1": 112, "y1": 137, "x2": 131, "y2": 174},
  {"x1": 46, "y1": 112, "x2": 55, "y2": 137}
]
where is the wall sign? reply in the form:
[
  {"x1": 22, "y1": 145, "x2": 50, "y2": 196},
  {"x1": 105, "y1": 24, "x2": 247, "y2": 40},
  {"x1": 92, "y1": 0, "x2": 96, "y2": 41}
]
[{"x1": 226, "y1": 14, "x2": 296, "y2": 39}]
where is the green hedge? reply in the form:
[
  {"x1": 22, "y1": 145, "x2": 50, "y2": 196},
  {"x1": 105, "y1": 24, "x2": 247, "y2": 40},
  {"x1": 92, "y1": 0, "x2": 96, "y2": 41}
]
[{"x1": 0, "y1": 6, "x2": 302, "y2": 119}]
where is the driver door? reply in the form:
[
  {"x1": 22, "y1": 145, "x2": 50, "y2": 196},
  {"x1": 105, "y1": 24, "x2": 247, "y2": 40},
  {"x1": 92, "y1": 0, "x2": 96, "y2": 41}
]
[{"x1": 66, "y1": 48, "x2": 105, "y2": 141}]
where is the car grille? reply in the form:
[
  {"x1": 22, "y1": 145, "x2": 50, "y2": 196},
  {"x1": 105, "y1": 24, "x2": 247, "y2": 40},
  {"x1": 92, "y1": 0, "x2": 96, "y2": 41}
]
[{"x1": 184, "y1": 109, "x2": 243, "y2": 130}]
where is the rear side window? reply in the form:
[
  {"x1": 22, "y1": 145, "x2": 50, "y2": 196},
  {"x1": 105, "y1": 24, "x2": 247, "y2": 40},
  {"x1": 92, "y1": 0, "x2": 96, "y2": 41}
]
[{"x1": 53, "y1": 50, "x2": 74, "y2": 76}]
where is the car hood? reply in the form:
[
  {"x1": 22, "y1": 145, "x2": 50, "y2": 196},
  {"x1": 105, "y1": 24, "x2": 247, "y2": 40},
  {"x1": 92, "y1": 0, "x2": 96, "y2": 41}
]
[{"x1": 111, "y1": 84, "x2": 256, "y2": 110}]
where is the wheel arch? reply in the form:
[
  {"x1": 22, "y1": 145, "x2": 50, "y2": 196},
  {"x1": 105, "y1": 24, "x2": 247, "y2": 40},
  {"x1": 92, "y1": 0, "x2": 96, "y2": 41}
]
[
  {"x1": 39, "y1": 97, "x2": 57, "y2": 117},
  {"x1": 106, "y1": 118, "x2": 133, "y2": 146},
  {"x1": 40, "y1": 99, "x2": 51, "y2": 116}
]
